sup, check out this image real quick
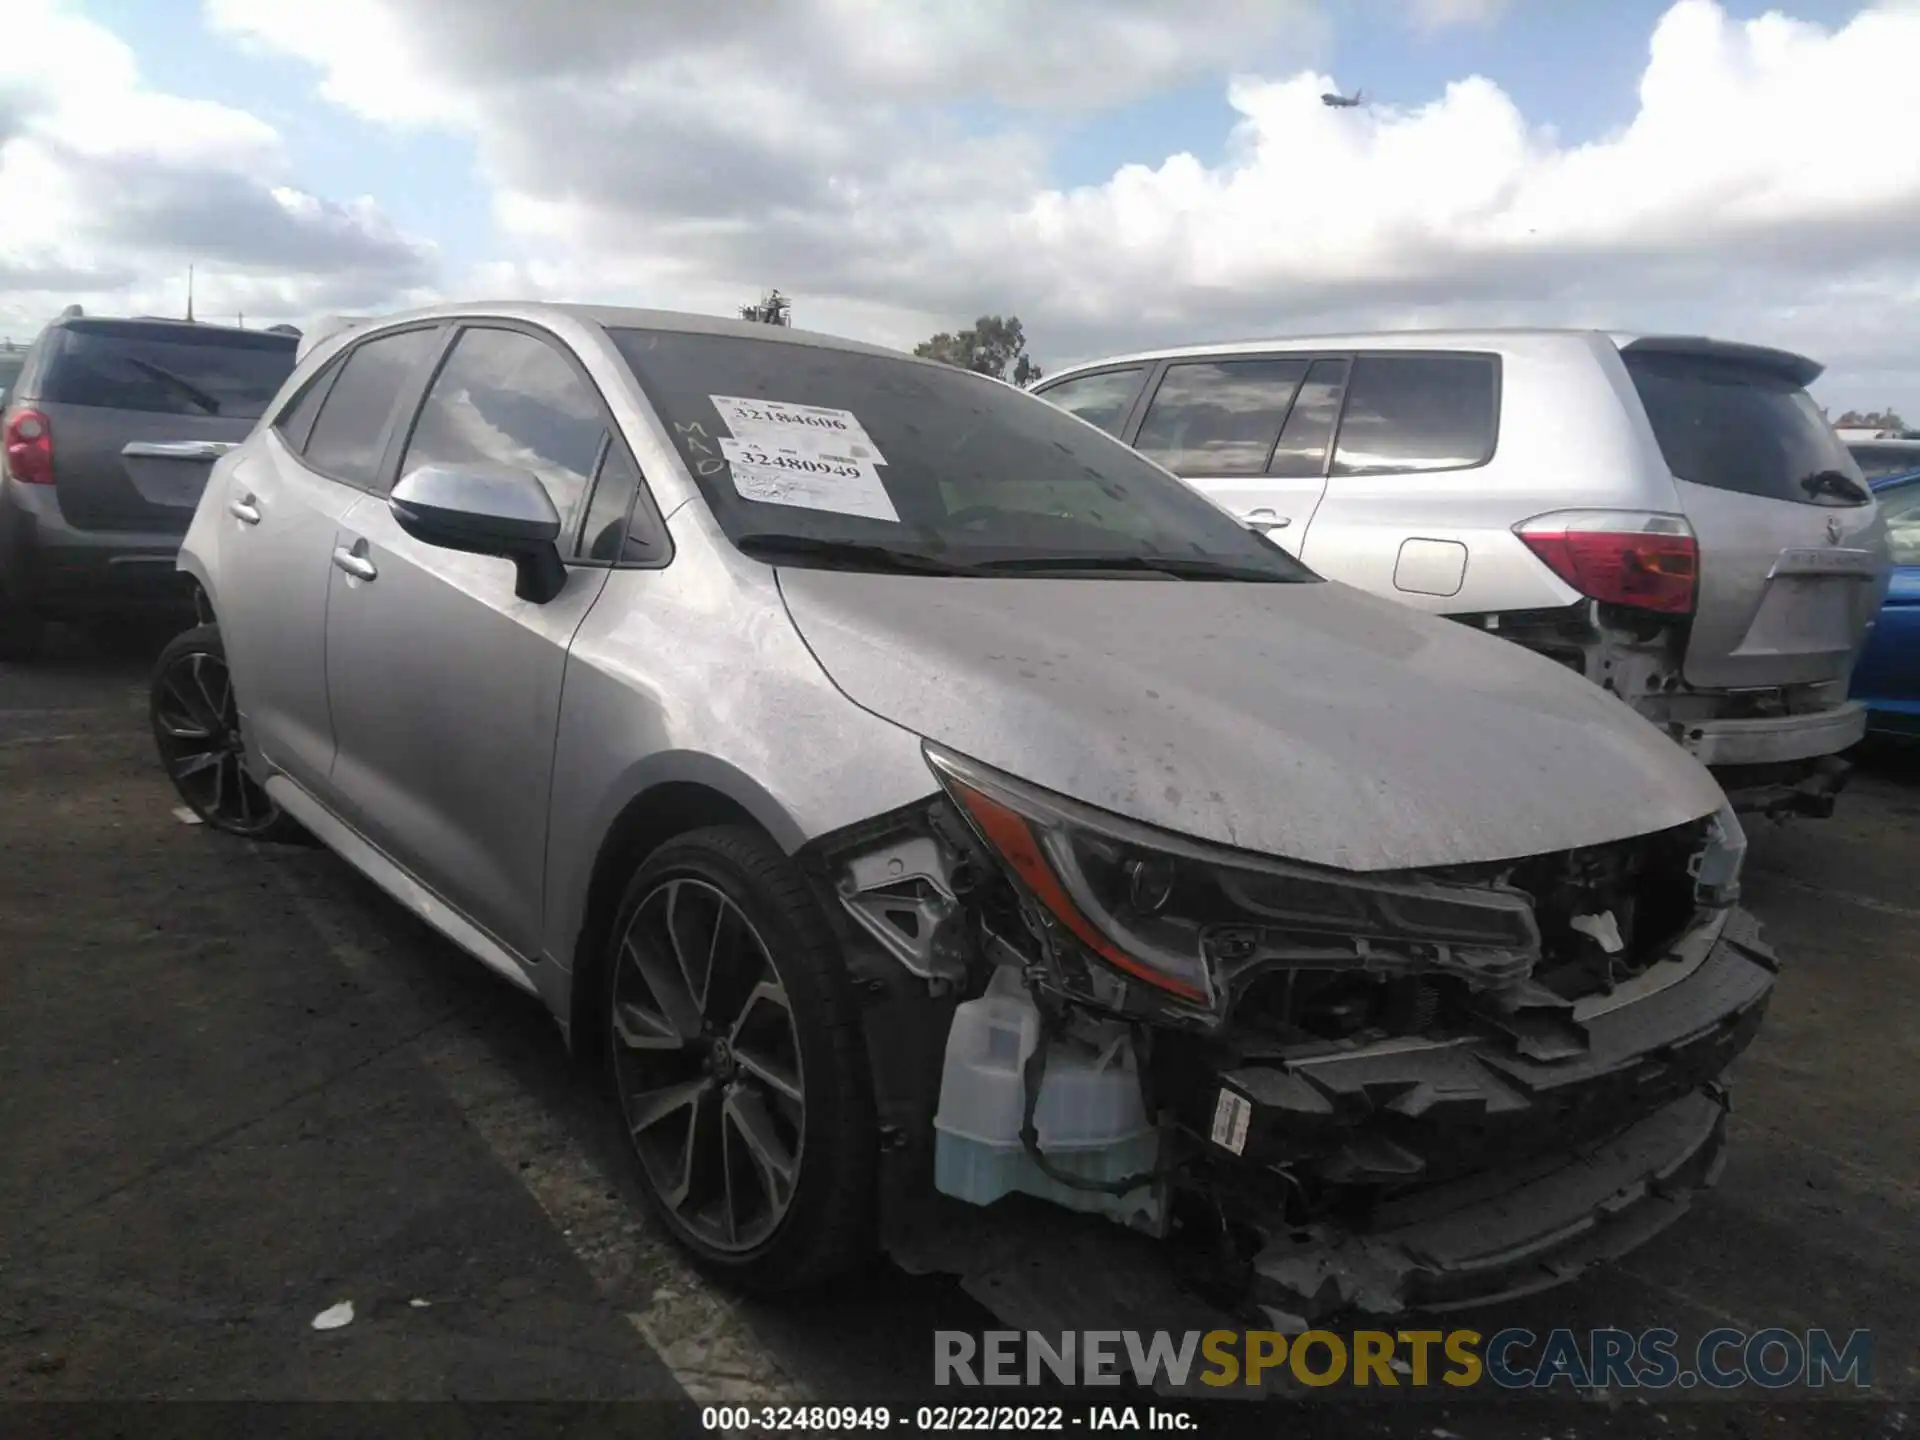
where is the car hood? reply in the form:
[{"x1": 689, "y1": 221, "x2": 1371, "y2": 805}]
[{"x1": 776, "y1": 570, "x2": 1728, "y2": 872}]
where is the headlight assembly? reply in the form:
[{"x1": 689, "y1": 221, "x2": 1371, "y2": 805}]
[{"x1": 925, "y1": 745, "x2": 1540, "y2": 1014}]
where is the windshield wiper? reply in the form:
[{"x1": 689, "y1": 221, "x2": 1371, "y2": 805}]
[
  {"x1": 733, "y1": 534, "x2": 981, "y2": 576},
  {"x1": 970, "y1": 553, "x2": 1308, "y2": 582},
  {"x1": 1800, "y1": 469, "x2": 1870, "y2": 504},
  {"x1": 125, "y1": 357, "x2": 222, "y2": 415}
]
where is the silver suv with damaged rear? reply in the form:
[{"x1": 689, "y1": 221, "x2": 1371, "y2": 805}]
[
  {"x1": 155, "y1": 302, "x2": 1778, "y2": 1325},
  {"x1": 1034, "y1": 331, "x2": 1890, "y2": 819}
]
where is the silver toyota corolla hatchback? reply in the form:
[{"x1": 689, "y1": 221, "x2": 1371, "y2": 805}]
[{"x1": 153, "y1": 303, "x2": 1777, "y2": 1324}]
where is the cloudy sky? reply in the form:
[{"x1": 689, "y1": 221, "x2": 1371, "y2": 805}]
[{"x1": 3, "y1": 0, "x2": 1918, "y2": 416}]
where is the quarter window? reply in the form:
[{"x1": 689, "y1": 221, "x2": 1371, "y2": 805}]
[
  {"x1": 1036, "y1": 368, "x2": 1146, "y2": 436},
  {"x1": 577, "y1": 441, "x2": 662, "y2": 564},
  {"x1": 400, "y1": 327, "x2": 607, "y2": 530},
  {"x1": 303, "y1": 327, "x2": 443, "y2": 488},
  {"x1": 273, "y1": 355, "x2": 342, "y2": 453},
  {"x1": 1332, "y1": 354, "x2": 1500, "y2": 476},
  {"x1": 1134, "y1": 359, "x2": 1310, "y2": 476}
]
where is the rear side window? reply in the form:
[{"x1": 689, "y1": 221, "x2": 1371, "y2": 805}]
[
  {"x1": 1036, "y1": 368, "x2": 1145, "y2": 436},
  {"x1": 1625, "y1": 351, "x2": 1867, "y2": 507},
  {"x1": 303, "y1": 327, "x2": 443, "y2": 488},
  {"x1": 1134, "y1": 359, "x2": 1310, "y2": 476},
  {"x1": 37, "y1": 322, "x2": 296, "y2": 420},
  {"x1": 1332, "y1": 354, "x2": 1499, "y2": 476}
]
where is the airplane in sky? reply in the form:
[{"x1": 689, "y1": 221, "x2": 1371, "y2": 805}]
[{"x1": 1321, "y1": 89, "x2": 1367, "y2": 108}]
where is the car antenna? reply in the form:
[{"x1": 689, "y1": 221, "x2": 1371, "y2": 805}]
[{"x1": 186, "y1": 264, "x2": 195, "y2": 324}]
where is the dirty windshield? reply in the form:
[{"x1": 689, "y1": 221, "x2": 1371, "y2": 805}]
[
  {"x1": 612, "y1": 328, "x2": 1314, "y2": 580},
  {"x1": 41, "y1": 321, "x2": 298, "y2": 420}
]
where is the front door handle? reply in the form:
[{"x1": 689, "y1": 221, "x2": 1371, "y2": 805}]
[
  {"x1": 331, "y1": 546, "x2": 378, "y2": 582},
  {"x1": 228, "y1": 495, "x2": 261, "y2": 525},
  {"x1": 1243, "y1": 508, "x2": 1291, "y2": 532}
]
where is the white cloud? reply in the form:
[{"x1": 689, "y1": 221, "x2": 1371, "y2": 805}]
[
  {"x1": 0, "y1": 0, "x2": 439, "y2": 338},
  {"x1": 58, "y1": 0, "x2": 1918, "y2": 417},
  {"x1": 1405, "y1": 0, "x2": 1518, "y2": 33}
]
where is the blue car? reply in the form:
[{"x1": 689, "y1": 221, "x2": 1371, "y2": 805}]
[{"x1": 1850, "y1": 467, "x2": 1920, "y2": 737}]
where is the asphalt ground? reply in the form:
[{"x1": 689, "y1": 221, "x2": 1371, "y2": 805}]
[{"x1": 1, "y1": 627, "x2": 1915, "y2": 1438}]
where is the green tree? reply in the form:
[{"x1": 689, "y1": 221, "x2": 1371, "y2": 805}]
[
  {"x1": 914, "y1": 315, "x2": 1043, "y2": 386},
  {"x1": 739, "y1": 288, "x2": 792, "y2": 327}
]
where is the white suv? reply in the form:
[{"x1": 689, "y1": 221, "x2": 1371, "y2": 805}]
[{"x1": 1035, "y1": 330, "x2": 1892, "y2": 817}]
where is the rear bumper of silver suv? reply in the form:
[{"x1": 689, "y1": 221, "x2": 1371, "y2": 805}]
[
  {"x1": 1669, "y1": 703, "x2": 1864, "y2": 818},
  {"x1": 1677, "y1": 701, "x2": 1868, "y2": 767}
]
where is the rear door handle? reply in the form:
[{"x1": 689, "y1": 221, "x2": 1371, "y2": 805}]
[
  {"x1": 1243, "y1": 508, "x2": 1291, "y2": 531},
  {"x1": 332, "y1": 546, "x2": 378, "y2": 582},
  {"x1": 228, "y1": 495, "x2": 261, "y2": 525},
  {"x1": 123, "y1": 440, "x2": 237, "y2": 461}
]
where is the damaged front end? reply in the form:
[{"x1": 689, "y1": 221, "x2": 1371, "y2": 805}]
[{"x1": 802, "y1": 745, "x2": 1777, "y2": 1327}]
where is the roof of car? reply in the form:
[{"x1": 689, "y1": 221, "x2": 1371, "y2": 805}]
[
  {"x1": 333, "y1": 299, "x2": 917, "y2": 363},
  {"x1": 49, "y1": 313, "x2": 277, "y2": 341},
  {"x1": 1042, "y1": 328, "x2": 1824, "y2": 386}
]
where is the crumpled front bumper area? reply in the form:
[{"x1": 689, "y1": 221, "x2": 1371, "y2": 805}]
[
  {"x1": 1224, "y1": 908, "x2": 1779, "y2": 1322},
  {"x1": 1214, "y1": 910, "x2": 1776, "y2": 1188},
  {"x1": 1251, "y1": 1089, "x2": 1727, "y2": 1324}
]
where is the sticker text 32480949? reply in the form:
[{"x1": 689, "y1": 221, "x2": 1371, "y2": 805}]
[
  {"x1": 708, "y1": 395, "x2": 898, "y2": 521},
  {"x1": 716, "y1": 435, "x2": 898, "y2": 522}
]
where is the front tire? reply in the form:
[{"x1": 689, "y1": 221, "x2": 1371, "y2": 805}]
[
  {"x1": 149, "y1": 624, "x2": 304, "y2": 841},
  {"x1": 603, "y1": 825, "x2": 876, "y2": 1292}
]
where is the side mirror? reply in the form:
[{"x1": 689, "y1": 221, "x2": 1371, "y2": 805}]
[{"x1": 389, "y1": 464, "x2": 567, "y2": 603}]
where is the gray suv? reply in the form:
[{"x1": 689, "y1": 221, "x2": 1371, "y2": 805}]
[{"x1": 0, "y1": 309, "x2": 299, "y2": 659}]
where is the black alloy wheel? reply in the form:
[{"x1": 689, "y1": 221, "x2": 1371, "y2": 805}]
[
  {"x1": 604, "y1": 826, "x2": 875, "y2": 1291},
  {"x1": 149, "y1": 624, "x2": 301, "y2": 840}
]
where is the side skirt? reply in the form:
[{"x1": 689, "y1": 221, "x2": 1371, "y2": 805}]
[{"x1": 263, "y1": 774, "x2": 541, "y2": 999}]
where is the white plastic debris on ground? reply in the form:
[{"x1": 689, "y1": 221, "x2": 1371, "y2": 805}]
[{"x1": 310, "y1": 1300, "x2": 354, "y2": 1330}]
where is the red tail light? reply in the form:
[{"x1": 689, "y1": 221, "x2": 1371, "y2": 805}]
[
  {"x1": 1515, "y1": 510, "x2": 1698, "y2": 615},
  {"x1": 3, "y1": 408, "x2": 54, "y2": 486}
]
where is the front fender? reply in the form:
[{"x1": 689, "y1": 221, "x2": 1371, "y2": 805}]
[{"x1": 546, "y1": 748, "x2": 812, "y2": 976}]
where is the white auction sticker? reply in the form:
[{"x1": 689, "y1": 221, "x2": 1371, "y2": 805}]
[
  {"x1": 1210, "y1": 1087, "x2": 1252, "y2": 1156},
  {"x1": 719, "y1": 436, "x2": 899, "y2": 522},
  {"x1": 710, "y1": 395, "x2": 885, "y2": 464}
]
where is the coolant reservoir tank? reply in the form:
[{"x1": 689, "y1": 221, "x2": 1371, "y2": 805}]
[{"x1": 931, "y1": 968, "x2": 1162, "y2": 1230}]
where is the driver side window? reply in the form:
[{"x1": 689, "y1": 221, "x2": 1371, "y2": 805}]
[{"x1": 400, "y1": 326, "x2": 607, "y2": 537}]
